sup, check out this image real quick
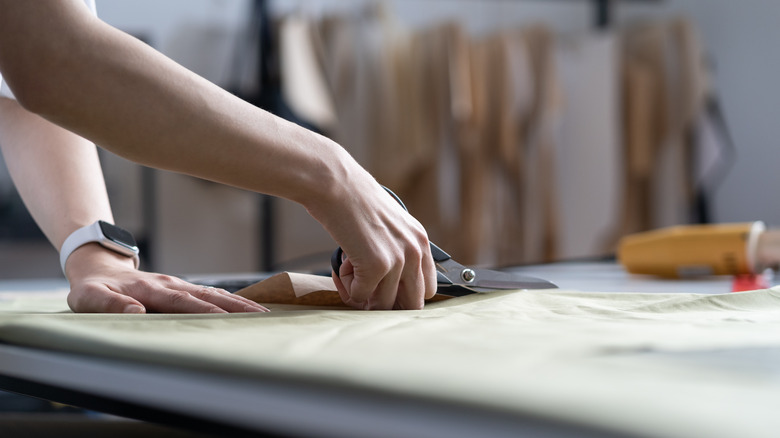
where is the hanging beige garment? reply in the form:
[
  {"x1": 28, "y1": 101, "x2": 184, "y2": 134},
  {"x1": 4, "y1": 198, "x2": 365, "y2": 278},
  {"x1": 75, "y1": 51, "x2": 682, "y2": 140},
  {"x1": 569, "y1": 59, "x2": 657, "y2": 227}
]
[
  {"x1": 449, "y1": 24, "x2": 486, "y2": 265},
  {"x1": 311, "y1": 12, "x2": 561, "y2": 267},
  {"x1": 310, "y1": 7, "x2": 396, "y2": 169},
  {"x1": 462, "y1": 37, "x2": 494, "y2": 265},
  {"x1": 618, "y1": 22, "x2": 668, "y2": 237},
  {"x1": 519, "y1": 25, "x2": 562, "y2": 265},
  {"x1": 405, "y1": 22, "x2": 477, "y2": 259},
  {"x1": 310, "y1": 7, "x2": 443, "y2": 242},
  {"x1": 279, "y1": 15, "x2": 337, "y2": 129},
  {"x1": 476, "y1": 30, "x2": 529, "y2": 267},
  {"x1": 391, "y1": 24, "x2": 447, "y2": 247},
  {"x1": 617, "y1": 18, "x2": 709, "y2": 240},
  {"x1": 474, "y1": 25, "x2": 560, "y2": 267},
  {"x1": 663, "y1": 17, "x2": 708, "y2": 221}
]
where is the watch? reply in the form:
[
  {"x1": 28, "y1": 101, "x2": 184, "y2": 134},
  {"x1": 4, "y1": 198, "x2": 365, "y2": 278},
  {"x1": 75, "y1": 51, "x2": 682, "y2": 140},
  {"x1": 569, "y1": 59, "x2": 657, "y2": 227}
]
[{"x1": 59, "y1": 220, "x2": 140, "y2": 274}]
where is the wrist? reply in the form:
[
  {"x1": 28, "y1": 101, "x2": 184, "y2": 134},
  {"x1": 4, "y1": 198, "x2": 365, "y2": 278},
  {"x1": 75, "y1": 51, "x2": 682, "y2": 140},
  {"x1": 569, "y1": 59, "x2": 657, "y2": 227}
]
[
  {"x1": 59, "y1": 220, "x2": 139, "y2": 276},
  {"x1": 294, "y1": 138, "x2": 362, "y2": 214},
  {"x1": 64, "y1": 242, "x2": 137, "y2": 282}
]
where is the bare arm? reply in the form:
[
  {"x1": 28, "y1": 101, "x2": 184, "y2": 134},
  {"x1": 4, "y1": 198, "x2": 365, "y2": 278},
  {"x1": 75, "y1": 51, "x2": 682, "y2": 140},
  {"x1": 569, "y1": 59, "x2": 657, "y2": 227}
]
[
  {"x1": 0, "y1": 0, "x2": 436, "y2": 310},
  {"x1": 0, "y1": 97, "x2": 267, "y2": 313}
]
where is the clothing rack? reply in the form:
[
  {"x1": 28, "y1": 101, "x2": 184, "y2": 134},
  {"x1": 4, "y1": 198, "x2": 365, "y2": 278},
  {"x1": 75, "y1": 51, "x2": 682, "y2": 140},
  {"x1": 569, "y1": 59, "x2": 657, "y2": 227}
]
[
  {"x1": 250, "y1": 0, "x2": 663, "y2": 271},
  {"x1": 590, "y1": 0, "x2": 660, "y2": 28}
]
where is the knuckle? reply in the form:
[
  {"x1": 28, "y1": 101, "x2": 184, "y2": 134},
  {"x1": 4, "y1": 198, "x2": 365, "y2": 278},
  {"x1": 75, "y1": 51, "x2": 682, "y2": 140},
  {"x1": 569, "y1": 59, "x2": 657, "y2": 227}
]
[
  {"x1": 166, "y1": 290, "x2": 191, "y2": 306},
  {"x1": 371, "y1": 253, "x2": 394, "y2": 274},
  {"x1": 416, "y1": 231, "x2": 429, "y2": 247},
  {"x1": 78, "y1": 282, "x2": 104, "y2": 295},
  {"x1": 130, "y1": 278, "x2": 154, "y2": 291},
  {"x1": 405, "y1": 245, "x2": 424, "y2": 265},
  {"x1": 153, "y1": 273, "x2": 176, "y2": 285}
]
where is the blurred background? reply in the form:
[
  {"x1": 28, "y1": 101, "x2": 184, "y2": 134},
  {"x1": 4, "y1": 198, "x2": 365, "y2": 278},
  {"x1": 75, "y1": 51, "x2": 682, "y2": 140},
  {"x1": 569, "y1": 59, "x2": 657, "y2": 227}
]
[{"x1": 1, "y1": 0, "x2": 778, "y2": 279}]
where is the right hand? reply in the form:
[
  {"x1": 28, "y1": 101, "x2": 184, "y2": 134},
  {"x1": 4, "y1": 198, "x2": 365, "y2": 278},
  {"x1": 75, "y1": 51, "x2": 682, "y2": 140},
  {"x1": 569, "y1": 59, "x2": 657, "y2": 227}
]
[{"x1": 311, "y1": 174, "x2": 437, "y2": 310}]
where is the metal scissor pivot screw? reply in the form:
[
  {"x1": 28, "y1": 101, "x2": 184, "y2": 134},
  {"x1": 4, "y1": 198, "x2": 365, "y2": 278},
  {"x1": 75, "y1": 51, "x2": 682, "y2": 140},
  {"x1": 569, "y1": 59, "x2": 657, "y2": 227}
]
[{"x1": 461, "y1": 269, "x2": 476, "y2": 283}]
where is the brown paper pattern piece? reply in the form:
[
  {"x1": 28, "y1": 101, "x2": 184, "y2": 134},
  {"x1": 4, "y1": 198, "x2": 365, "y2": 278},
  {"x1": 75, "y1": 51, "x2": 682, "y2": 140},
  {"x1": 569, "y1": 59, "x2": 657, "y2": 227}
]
[{"x1": 236, "y1": 272, "x2": 451, "y2": 307}]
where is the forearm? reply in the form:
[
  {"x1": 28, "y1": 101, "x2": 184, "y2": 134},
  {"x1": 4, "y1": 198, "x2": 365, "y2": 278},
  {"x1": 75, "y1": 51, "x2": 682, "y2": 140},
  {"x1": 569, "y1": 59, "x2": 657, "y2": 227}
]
[
  {"x1": 0, "y1": 0, "x2": 354, "y2": 211},
  {"x1": 0, "y1": 0, "x2": 436, "y2": 310},
  {"x1": 0, "y1": 98, "x2": 115, "y2": 250}
]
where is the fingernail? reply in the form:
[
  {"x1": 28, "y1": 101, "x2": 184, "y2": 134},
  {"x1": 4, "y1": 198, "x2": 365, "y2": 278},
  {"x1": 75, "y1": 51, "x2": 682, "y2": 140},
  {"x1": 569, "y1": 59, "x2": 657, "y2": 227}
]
[{"x1": 123, "y1": 304, "x2": 145, "y2": 314}]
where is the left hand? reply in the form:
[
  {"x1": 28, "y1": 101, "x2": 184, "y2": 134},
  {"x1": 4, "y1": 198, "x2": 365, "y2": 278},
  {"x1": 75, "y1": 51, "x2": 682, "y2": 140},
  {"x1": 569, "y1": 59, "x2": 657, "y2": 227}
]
[{"x1": 64, "y1": 243, "x2": 269, "y2": 313}]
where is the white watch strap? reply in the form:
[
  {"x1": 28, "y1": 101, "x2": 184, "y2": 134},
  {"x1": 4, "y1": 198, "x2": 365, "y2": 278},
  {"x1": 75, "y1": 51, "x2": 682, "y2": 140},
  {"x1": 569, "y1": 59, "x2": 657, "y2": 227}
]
[{"x1": 59, "y1": 222, "x2": 140, "y2": 274}]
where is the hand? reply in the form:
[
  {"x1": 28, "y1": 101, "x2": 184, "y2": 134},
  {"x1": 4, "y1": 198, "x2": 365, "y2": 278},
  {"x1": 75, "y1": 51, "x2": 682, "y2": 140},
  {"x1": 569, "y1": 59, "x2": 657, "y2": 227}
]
[
  {"x1": 64, "y1": 243, "x2": 268, "y2": 314},
  {"x1": 311, "y1": 174, "x2": 437, "y2": 310}
]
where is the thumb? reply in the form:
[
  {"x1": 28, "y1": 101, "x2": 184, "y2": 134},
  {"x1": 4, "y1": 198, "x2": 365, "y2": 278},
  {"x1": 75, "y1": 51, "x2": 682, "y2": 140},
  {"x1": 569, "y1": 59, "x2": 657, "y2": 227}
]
[
  {"x1": 335, "y1": 258, "x2": 369, "y2": 309},
  {"x1": 68, "y1": 284, "x2": 146, "y2": 313}
]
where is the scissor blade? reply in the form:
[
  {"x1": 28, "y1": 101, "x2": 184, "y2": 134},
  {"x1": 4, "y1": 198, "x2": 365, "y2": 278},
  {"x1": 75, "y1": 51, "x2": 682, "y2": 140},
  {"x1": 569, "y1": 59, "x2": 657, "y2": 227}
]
[
  {"x1": 436, "y1": 257, "x2": 557, "y2": 291},
  {"x1": 471, "y1": 268, "x2": 558, "y2": 290}
]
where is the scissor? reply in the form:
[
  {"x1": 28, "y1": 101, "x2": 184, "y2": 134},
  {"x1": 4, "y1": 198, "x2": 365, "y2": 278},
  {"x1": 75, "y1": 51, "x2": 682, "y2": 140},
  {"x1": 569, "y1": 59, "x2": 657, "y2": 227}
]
[{"x1": 331, "y1": 187, "x2": 558, "y2": 297}]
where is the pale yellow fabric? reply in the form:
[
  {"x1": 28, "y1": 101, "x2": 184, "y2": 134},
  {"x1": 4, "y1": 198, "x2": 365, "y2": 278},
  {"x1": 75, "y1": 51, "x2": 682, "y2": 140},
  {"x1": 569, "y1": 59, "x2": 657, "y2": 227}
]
[{"x1": 3, "y1": 288, "x2": 780, "y2": 437}]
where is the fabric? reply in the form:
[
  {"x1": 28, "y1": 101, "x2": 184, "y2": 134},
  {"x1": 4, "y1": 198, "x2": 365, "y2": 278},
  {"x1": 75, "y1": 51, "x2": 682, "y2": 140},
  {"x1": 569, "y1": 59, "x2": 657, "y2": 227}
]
[
  {"x1": 3, "y1": 287, "x2": 780, "y2": 437},
  {"x1": 0, "y1": 0, "x2": 97, "y2": 100}
]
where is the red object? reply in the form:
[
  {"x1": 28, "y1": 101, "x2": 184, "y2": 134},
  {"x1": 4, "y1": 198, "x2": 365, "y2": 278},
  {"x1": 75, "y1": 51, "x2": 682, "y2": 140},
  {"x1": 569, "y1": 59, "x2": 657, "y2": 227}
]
[{"x1": 731, "y1": 274, "x2": 771, "y2": 292}]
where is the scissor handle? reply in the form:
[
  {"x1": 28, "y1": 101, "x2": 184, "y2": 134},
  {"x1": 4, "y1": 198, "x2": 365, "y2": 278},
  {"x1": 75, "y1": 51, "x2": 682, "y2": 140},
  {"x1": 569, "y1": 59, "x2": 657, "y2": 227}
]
[
  {"x1": 331, "y1": 186, "x2": 451, "y2": 278},
  {"x1": 428, "y1": 241, "x2": 451, "y2": 263},
  {"x1": 331, "y1": 246, "x2": 345, "y2": 278}
]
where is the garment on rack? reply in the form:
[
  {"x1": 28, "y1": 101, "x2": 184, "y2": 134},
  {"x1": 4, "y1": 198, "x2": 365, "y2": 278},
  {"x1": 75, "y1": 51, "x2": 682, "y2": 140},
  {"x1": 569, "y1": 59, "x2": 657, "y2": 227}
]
[
  {"x1": 616, "y1": 18, "x2": 714, "y2": 241},
  {"x1": 278, "y1": 8, "x2": 721, "y2": 267},
  {"x1": 304, "y1": 10, "x2": 564, "y2": 266},
  {"x1": 279, "y1": 15, "x2": 337, "y2": 129},
  {"x1": 310, "y1": 10, "x2": 455, "y2": 252},
  {"x1": 465, "y1": 26, "x2": 561, "y2": 266}
]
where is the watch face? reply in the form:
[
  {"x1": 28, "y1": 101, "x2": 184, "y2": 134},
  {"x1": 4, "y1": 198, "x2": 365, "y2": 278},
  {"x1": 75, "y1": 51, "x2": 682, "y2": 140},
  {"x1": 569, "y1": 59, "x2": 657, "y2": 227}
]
[{"x1": 98, "y1": 220, "x2": 137, "y2": 248}]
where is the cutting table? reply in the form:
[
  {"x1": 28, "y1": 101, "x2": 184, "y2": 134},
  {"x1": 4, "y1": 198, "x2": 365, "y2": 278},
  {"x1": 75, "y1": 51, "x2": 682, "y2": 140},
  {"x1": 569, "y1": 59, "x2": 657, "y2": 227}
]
[{"x1": 1, "y1": 262, "x2": 779, "y2": 438}]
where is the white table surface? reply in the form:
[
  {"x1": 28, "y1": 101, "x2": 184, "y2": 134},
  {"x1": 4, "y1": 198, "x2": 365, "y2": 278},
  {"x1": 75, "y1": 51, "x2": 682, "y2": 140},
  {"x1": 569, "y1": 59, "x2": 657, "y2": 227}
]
[{"x1": 506, "y1": 262, "x2": 771, "y2": 294}]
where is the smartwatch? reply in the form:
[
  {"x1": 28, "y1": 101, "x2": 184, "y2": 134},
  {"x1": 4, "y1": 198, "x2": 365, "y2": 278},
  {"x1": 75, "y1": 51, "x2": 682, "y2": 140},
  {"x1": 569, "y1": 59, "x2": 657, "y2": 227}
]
[{"x1": 59, "y1": 220, "x2": 140, "y2": 274}]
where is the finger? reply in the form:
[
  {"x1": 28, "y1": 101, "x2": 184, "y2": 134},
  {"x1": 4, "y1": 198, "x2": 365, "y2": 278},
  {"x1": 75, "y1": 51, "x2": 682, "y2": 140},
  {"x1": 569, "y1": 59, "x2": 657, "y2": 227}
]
[
  {"x1": 332, "y1": 271, "x2": 352, "y2": 306},
  {"x1": 347, "y1": 264, "x2": 389, "y2": 309},
  {"x1": 393, "y1": 264, "x2": 425, "y2": 311},
  {"x1": 367, "y1": 268, "x2": 401, "y2": 310},
  {"x1": 221, "y1": 289, "x2": 271, "y2": 311},
  {"x1": 68, "y1": 283, "x2": 146, "y2": 314},
  {"x1": 189, "y1": 286, "x2": 269, "y2": 313},
  {"x1": 131, "y1": 286, "x2": 227, "y2": 314},
  {"x1": 422, "y1": 246, "x2": 437, "y2": 299},
  {"x1": 338, "y1": 257, "x2": 368, "y2": 309},
  {"x1": 163, "y1": 277, "x2": 268, "y2": 312}
]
